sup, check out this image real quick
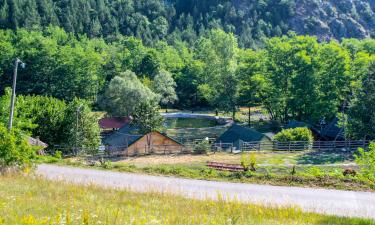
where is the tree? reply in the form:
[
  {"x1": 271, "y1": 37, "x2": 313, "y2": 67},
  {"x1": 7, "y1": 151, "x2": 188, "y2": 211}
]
[
  {"x1": 196, "y1": 29, "x2": 239, "y2": 119},
  {"x1": 263, "y1": 35, "x2": 319, "y2": 123},
  {"x1": 355, "y1": 142, "x2": 375, "y2": 181},
  {"x1": 274, "y1": 127, "x2": 314, "y2": 150},
  {"x1": 131, "y1": 100, "x2": 164, "y2": 134},
  {"x1": 314, "y1": 41, "x2": 351, "y2": 122},
  {"x1": 0, "y1": 88, "x2": 35, "y2": 131},
  {"x1": 0, "y1": 123, "x2": 35, "y2": 167},
  {"x1": 347, "y1": 61, "x2": 375, "y2": 140},
  {"x1": 274, "y1": 127, "x2": 314, "y2": 143},
  {"x1": 60, "y1": 98, "x2": 101, "y2": 154},
  {"x1": 18, "y1": 95, "x2": 67, "y2": 147},
  {"x1": 101, "y1": 70, "x2": 159, "y2": 116},
  {"x1": 237, "y1": 49, "x2": 267, "y2": 124},
  {"x1": 153, "y1": 69, "x2": 178, "y2": 111}
]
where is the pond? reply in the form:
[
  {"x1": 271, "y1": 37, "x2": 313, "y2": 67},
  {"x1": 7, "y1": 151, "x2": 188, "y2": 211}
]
[{"x1": 164, "y1": 118, "x2": 218, "y2": 129}]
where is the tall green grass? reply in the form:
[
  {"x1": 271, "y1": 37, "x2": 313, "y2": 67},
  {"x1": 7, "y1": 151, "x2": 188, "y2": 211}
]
[{"x1": 0, "y1": 175, "x2": 373, "y2": 225}]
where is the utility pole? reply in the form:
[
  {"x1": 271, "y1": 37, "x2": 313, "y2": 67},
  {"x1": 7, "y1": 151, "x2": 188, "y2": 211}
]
[
  {"x1": 8, "y1": 58, "x2": 25, "y2": 131},
  {"x1": 74, "y1": 105, "x2": 83, "y2": 155}
]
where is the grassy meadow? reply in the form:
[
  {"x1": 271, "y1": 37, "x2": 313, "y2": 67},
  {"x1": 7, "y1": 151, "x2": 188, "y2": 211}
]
[{"x1": 0, "y1": 174, "x2": 374, "y2": 225}]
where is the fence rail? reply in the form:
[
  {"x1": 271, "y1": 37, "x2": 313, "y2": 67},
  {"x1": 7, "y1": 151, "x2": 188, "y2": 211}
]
[
  {"x1": 54, "y1": 140, "x2": 373, "y2": 157},
  {"x1": 214, "y1": 140, "x2": 372, "y2": 152}
]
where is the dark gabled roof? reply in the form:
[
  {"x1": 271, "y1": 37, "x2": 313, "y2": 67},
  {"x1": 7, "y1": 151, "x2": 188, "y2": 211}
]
[
  {"x1": 154, "y1": 131, "x2": 184, "y2": 146},
  {"x1": 320, "y1": 117, "x2": 345, "y2": 140},
  {"x1": 102, "y1": 124, "x2": 142, "y2": 147},
  {"x1": 99, "y1": 117, "x2": 132, "y2": 129},
  {"x1": 216, "y1": 124, "x2": 265, "y2": 143}
]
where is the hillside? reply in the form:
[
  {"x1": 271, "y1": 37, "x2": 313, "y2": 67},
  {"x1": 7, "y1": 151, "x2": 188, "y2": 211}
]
[{"x1": 0, "y1": 0, "x2": 374, "y2": 47}]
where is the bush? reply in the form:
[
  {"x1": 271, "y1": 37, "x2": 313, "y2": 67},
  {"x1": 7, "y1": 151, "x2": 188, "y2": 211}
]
[
  {"x1": 274, "y1": 127, "x2": 313, "y2": 150},
  {"x1": 194, "y1": 140, "x2": 210, "y2": 154},
  {"x1": 240, "y1": 153, "x2": 257, "y2": 171},
  {"x1": 355, "y1": 143, "x2": 375, "y2": 181},
  {"x1": 0, "y1": 124, "x2": 35, "y2": 168}
]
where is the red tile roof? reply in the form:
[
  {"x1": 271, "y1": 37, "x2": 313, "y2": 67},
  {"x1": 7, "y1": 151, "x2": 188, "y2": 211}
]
[{"x1": 99, "y1": 117, "x2": 132, "y2": 129}]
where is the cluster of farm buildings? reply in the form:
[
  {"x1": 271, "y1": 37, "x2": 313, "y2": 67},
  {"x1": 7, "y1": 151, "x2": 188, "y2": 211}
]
[{"x1": 98, "y1": 116, "x2": 345, "y2": 156}]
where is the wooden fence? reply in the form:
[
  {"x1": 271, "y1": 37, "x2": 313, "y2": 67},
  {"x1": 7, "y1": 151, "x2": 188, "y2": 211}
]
[
  {"x1": 54, "y1": 140, "x2": 373, "y2": 157},
  {"x1": 214, "y1": 140, "x2": 372, "y2": 152}
]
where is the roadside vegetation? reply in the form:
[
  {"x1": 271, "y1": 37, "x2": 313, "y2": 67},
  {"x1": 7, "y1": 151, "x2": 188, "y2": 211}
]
[
  {"x1": 39, "y1": 147, "x2": 375, "y2": 192},
  {"x1": 0, "y1": 175, "x2": 373, "y2": 225}
]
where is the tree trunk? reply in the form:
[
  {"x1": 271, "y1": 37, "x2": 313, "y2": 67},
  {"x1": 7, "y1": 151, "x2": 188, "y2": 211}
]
[
  {"x1": 248, "y1": 106, "x2": 251, "y2": 126},
  {"x1": 232, "y1": 108, "x2": 236, "y2": 121}
]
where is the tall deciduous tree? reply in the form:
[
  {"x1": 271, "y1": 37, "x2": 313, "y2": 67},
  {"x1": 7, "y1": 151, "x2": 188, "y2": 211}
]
[
  {"x1": 263, "y1": 35, "x2": 319, "y2": 123},
  {"x1": 101, "y1": 70, "x2": 159, "y2": 116},
  {"x1": 196, "y1": 29, "x2": 239, "y2": 119},
  {"x1": 61, "y1": 98, "x2": 101, "y2": 154},
  {"x1": 314, "y1": 41, "x2": 351, "y2": 122},
  {"x1": 347, "y1": 61, "x2": 375, "y2": 139},
  {"x1": 153, "y1": 69, "x2": 178, "y2": 111},
  {"x1": 132, "y1": 100, "x2": 164, "y2": 134}
]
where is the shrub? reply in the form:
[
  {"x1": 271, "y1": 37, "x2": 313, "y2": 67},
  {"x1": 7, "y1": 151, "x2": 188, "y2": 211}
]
[
  {"x1": 355, "y1": 143, "x2": 375, "y2": 181},
  {"x1": 305, "y1": 167, "x2": 326, "y2": 178},
  {"x1": 194, "y1": 140, "x2": 210, "y2": 154},
  {"x1": 0, "y1": 123, "x2": 35, "y2": 168},
  {"x1": 274, "y1": 127, "x2": 313, "y2": 150},
  {"x1": 240, "y1": 153, "x2": 257, "y2": 171},
  {"x1": 54, "y1": 151, "x2": 62, "y2": 159}
]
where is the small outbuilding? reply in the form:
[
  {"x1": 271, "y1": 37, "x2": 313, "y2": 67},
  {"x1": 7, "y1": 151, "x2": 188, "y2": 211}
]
[
  {"x1": 28, "y1": 137, "x2": 48, "y2": 155},
  {"x1": 216, "y1": 124, "x2": 270, "y2": 150}
]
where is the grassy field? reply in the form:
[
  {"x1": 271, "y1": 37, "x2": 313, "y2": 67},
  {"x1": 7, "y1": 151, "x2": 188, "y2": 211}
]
[
  {"x1": 43, "y1": 150, "x2": 374, "y2": 192},
  {"x1": 113, "y1": 151, "x2": 355, "y2": 167},
  {"x1": 162, "y1": 107, "x2": 274, "y2": 140},
  {"x1": 0, "y1": 174, "x2": 373, "y2": 225}
]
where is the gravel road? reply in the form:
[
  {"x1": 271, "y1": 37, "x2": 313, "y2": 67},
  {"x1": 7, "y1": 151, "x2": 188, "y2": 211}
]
[{"x1": 36, "y1": 164, "x2": 375, "y2": 219}]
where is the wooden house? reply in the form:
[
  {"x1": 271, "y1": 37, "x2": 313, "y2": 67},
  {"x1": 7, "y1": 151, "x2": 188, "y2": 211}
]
[{"x1": 103, "y1": 130, "x2": 184, "y2": 156}]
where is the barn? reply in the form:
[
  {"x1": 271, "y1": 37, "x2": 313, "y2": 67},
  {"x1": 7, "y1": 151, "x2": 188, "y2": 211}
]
[
  {"x1": 216, "y1": 124, "x2": 271, "y2": 150},
  {"x1": 104, "y1": 130, "x2": 184, "y2": 156}
]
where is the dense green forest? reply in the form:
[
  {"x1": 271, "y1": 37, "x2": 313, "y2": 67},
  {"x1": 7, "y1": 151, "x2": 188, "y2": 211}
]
[
  {"x1": 0, "y1": 0, "x2": 375, "y2": 150},
  {"x1": 0, "y1": 0, "x2": 374, "y2": 48},
  {"x1": 0, "y1": 26, "x2": 374, "y2": 143}
]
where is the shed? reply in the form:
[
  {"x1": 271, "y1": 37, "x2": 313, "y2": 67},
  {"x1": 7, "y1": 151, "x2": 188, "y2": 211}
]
[
  {"x1": 28, "y1": 137, "x2": 48, "y2": 149},
  {"x1": 216, "y1": 124, "x2": 270, "y2": 150},
  {"x1": 28, "y1": 137, "x2": 48, "y2": 155}
]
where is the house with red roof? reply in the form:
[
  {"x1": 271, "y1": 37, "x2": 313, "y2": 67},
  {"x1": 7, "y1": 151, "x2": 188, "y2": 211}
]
[{"x1": 99, "y1": 116, "x2": 133, "y2": 137}]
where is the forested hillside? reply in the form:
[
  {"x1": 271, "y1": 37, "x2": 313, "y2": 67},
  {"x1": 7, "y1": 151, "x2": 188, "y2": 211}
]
[
  {"x1": 0, "y1": 0, "x2": 374, "y2": 47},
  {"x1": 0, "y1": 0, "x2": 375, "y2": 147}
]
